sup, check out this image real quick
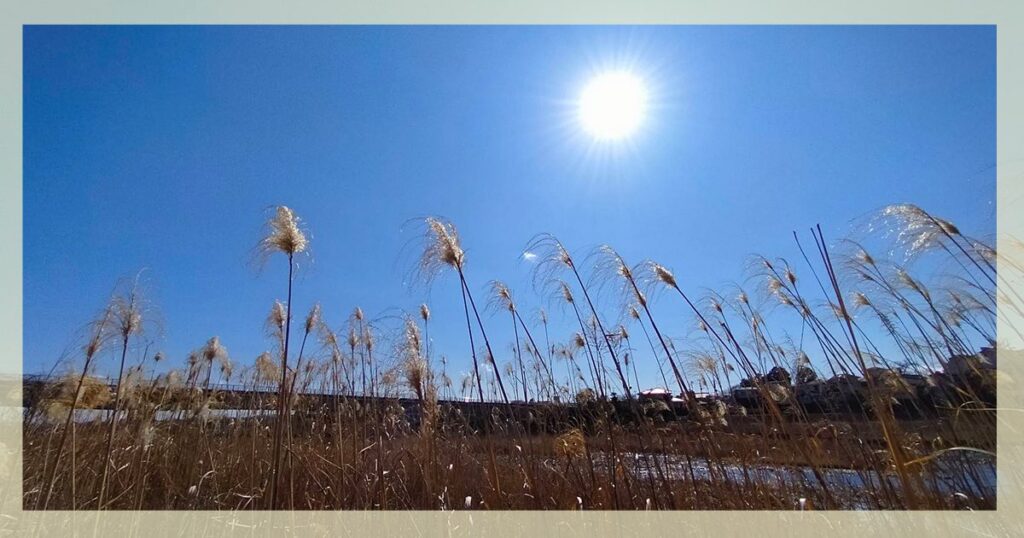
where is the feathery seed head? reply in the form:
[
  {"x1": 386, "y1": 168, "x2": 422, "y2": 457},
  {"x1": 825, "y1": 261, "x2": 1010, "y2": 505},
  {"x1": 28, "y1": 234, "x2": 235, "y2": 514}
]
[
  {"x1": 220, "y1": 358, "x2": 234, "y2": 378},
  {"x1": 267, "y1": 301, "x2": 286, "y2": 337},
  {"x1": 403, "y1": 318, "x2": 423, "y2": 358},
  {"x1": 260, "y1": 205, "x2": 308, "y2": 257},
  {"x1": 84, "y1": 337, "x2": 104, "y2": 360},
  {"x1": 829, "y1": 303, "x2": 847, "y2": 320},
  {"x1": 202, "y1": 336, "x2": 227, "y2": 364},
  {"x1": 938, "y1": 220, "x2": 959, "y2": 235},
  {"x1": 557, "y1": 244, "x2": 573, "y2": 267},
  {"x1": 650, "y1": 263, "x2": 678, "y2": 289},
  {"x1": 490, "y1": 281, "x2": 515, "y2": 312},
  {"x1": 322, "y1": 328, "x2": 338, "y2": 348},
  {"x1": 877, "y1": 204, "x2": 961, "y2": 256},
  {"x1": 896, "y1": 269, "x2": 913, "y2": 287},
  {"x1": 973, "y1": 241, "x2": 996, "y2": 264},
  {"x1": 255, "y1": 352, "x2": 279, "y2": 383},
  {"x1": 164, "y1": 370, "x2": 183, "y2": 388},
  {"x1": 560, "y1": 282, "x2": 574, "y2": 304},
  {"x1": 112, "y1": 290, "x2": 144, "y2": 338},
  {"x1": 304, "y1": 303, "x2": 322, "y2": 335},
  {"x1": 852, "y1": 292, "x2": 871, "y2": 308},
  {"x1": 423, "y1": 217, "x2": 466, "y2": 272},
  {"x1": 896, "y1": 269, "x2": 927, "y2": 298},
  {"x1": 363, "y1": 327, "x2": 375, "y2": 351},
  {"x1": 404, "y1": 356, "x2": 428, "y2": 400}
]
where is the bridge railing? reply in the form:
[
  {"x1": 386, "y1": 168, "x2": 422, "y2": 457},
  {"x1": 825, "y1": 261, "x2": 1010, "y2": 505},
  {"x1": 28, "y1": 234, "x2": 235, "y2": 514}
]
[{"x1": 20, "y1": 374, "x2": 557, "y2": 407}]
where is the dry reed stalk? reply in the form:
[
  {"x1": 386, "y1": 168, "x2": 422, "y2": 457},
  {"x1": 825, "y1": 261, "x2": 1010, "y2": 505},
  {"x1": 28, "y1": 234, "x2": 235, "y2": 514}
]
[{"x1": 257, "y1": 206, "x2": 308, "y2": 510}]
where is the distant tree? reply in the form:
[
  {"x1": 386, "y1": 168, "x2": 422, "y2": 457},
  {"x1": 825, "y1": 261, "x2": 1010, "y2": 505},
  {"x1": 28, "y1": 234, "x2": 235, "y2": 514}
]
[
  {"x1": 575, "y1": 388, "x2": 597, "y2": 405},
  {"x1": 795, "y1": 365, "x2": 817, "y2": 385},
  {"x1": 765, "y1": 366, "x2": 792, "y2": 386}
]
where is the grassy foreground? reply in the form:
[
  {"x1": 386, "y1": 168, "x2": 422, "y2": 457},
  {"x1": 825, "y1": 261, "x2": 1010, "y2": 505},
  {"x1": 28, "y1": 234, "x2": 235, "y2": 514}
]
[{"x1": 23, "y1": 203, "x2": 1008, "y2": 510}]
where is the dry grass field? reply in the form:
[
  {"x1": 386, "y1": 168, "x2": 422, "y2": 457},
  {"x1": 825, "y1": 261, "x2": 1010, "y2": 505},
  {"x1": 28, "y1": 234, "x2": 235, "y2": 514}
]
[{"x1": 22, "y1": 203, "x2": 1005, "y2": 510}]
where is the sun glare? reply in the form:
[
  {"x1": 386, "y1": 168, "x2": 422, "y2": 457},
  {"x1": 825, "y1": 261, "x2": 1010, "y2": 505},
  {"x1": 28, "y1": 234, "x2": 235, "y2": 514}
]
[{"x1": 578, "y1": 71, "x2": 648, "y2": 141}]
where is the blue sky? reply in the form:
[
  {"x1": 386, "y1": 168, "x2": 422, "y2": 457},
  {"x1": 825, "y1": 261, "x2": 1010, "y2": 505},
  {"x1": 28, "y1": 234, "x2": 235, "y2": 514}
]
[{"x1": 24, "y1": 26, "x2": 995, "y2": 394}]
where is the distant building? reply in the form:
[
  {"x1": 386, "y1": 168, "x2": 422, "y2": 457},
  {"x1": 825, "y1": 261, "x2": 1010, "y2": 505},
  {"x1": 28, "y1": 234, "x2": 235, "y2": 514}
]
[
  {"x1": 945, "y1": 346, "x2": 997, "y2": 376},
  {"x1": 639, "y1": 388, "x2": 672, "y2": 403}
]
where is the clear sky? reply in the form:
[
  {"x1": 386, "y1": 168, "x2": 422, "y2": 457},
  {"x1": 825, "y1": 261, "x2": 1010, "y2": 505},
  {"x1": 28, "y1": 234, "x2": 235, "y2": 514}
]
[{"x1": 24, "y1": 26, "x2": 995, "y2": 394}]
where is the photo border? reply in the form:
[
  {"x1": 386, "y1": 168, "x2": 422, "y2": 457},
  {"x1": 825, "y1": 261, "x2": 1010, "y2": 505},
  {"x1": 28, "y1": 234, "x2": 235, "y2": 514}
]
[{"x1": 2, "y1": 2, "x2": 1022, "y2": 536}]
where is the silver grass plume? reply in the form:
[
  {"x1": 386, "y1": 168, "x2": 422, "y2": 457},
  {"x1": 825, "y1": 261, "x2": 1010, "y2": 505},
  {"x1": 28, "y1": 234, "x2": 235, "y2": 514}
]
[{"x1": 259, "y1": 206, "x2": 308, "y2": 258}]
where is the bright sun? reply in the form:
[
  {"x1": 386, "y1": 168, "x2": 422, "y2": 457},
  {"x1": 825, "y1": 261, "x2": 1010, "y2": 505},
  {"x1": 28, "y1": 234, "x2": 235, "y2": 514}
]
[{"x1": 578, "y1": 71, "x2": 648, "y2": 141}]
